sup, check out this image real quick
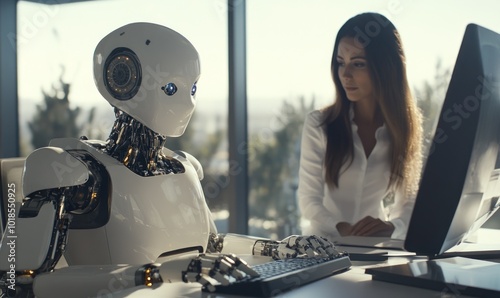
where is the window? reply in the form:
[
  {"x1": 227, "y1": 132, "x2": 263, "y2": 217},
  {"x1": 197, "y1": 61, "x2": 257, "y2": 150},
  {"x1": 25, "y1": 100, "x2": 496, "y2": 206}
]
[
  {"x1": 17, "y1": 0, "x2": 230, "y2": 230},
  {"x1": 15, "y1": 0, "x2": 500, "y2": 239},
  {"x1": 246, "y1": 1, "x2": 334, "y2": 238},
  {"x1": 246, "y1": 0, "x2": 500, "y2": 238}
]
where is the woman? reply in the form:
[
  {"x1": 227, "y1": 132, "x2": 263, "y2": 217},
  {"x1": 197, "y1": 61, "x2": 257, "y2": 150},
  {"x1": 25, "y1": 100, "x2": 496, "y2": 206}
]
[{"x1": 297, "y1": 12, "x2": 422, "y2": 240}]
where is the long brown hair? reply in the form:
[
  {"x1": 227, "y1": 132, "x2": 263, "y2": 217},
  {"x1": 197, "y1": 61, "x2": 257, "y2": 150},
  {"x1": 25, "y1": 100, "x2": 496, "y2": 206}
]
[{"x1": 323, "y1": 12, "x2": 422, "y2": 196}]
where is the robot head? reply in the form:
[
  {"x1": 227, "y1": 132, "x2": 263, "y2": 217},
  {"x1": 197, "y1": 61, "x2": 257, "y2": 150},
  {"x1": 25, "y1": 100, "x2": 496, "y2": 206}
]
[{"x1": 94, "y1": 22, "x2": 200, "y2": 137}]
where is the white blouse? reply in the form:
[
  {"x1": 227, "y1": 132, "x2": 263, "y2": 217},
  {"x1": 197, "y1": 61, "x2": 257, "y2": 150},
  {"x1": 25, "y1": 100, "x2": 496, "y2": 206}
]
[{"x1": 297, "y1": 109, "x2": 414, "y2": 240}]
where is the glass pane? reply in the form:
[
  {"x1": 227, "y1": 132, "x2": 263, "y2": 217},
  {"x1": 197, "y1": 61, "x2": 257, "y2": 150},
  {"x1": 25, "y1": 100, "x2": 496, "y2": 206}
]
[
  {"x1": 247, "y1": 0, "x2": 500, "y2": 239},
  {"x1": 17, "y1": 0, "x2": 229, "y2": 231}
]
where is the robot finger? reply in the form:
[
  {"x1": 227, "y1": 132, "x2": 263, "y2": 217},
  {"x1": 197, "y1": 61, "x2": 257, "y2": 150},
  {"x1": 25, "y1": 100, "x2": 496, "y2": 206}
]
[
  {"x1": 307, "y1": 237, "x2": 329, "y2": 257},
  {"x1": 222, "y1": 254, "x2": 258, "y2": 276},
  {"x1": 315, "y1": 236, "x2": 340, "y2": 256},
  {"x1": 294, "y1": 237, "x2": 315, "y2": 257},
  {"x1": 276, "y1": 245, "x2": 299, "y2": 259},
  {"x1": 283, "y1": 235, "x2": 299, "y2": 247},
  {"x1": 296, "y1": 237, "x2": 309, "y2": 249},
  {"x1": 218, "y1": 256, "x2": 236, "y2": 273},
  {"x1": 198, "y1": 276, "x2": 218, "y2": 293},
  {"x1": 308, "y1": 237, "x2": 322, "y2": 250},
  {"x1": 325, "y1": 246, "x2": 341, "y2": 257},
  {"x1": 315, "y1": 247, "x2": 328, "y2": 258},
  {"x1": 217, "y1": 255, "x2": 254, "y2": 280},
  {"x1": 315, "y1": 235, "x2": 334, "y2": 248},
  {"x1": 183, "y1": 271, "x2": 202, "y2": 283},
  {"x1": 199, "y1": 258, "x2": 217, "y2": 270},
  {"x1": 304, "y1": 246, "x2": 316, "y2": 258},
  {"x1": 231, "y1": 269, "x2": 245, "y2": 280},
  {"x1": 235, "y1": 262, "x2": 260, "y2": 278},
  {"x1": 210, "y1": 271, "x2": 231, "y2": 286}
]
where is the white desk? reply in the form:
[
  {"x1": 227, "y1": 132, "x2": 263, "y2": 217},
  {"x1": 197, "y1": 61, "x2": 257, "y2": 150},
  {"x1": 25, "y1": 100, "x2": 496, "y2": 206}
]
[
  {"x1": 109, "y1": 263, "x2": 461, "y2": 297},
  {"x1": 57, "y1": 230, "x2": 500, "y2": 297}
]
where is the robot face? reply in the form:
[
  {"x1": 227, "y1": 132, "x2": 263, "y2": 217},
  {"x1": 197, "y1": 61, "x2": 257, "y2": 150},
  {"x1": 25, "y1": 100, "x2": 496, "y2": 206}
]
[{"x1": 93, "y1": 23, "x2": 201, "y2": 137}]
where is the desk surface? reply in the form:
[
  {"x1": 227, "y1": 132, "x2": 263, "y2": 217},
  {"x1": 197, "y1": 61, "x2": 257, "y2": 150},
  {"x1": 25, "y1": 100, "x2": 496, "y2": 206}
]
[
  {"x1": 56, "y1": 230, "x2": 500, "y2": 297},
  {"x1": 111, "y1": 264, "x2": 460, "y2": 297},
  {"x1": 107, "y1": 253, "x2": 477, "y2": 298}
]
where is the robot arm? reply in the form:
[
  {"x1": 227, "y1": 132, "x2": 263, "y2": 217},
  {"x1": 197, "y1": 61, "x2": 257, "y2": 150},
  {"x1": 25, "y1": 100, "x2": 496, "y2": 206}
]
[
  {"x1": 216, "y1": 233, "x2": 341, "y2": 260},
  {"x1": 0, "y1": 147, "x2": 87, "y2": 271},
  {"x1": 22, "y1": 147, "x2": 89, "y2": 196},
  {"x1": 159, "y1": 253, "x2": 258, "y2": 292},
  {"x1": 29, "y1": 254, "x2": 256, "y2": 297},
  {"x1": 0, "y1": 146, "x2": 104, "y2": 295},
  {"x1": 31, "y1": 237, "x2": 337, "y2": 297}
]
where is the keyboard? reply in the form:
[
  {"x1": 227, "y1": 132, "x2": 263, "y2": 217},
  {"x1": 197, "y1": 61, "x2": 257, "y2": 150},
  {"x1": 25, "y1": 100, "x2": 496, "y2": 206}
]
[{"x1": 204, "y1": 253, "x2": 351, "y2": 297}]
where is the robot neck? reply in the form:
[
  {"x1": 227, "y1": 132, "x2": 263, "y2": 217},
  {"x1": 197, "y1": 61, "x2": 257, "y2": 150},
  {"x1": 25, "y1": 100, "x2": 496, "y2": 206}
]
[{"x1": 104, "y1": 109, "x2": 184, "y2": 176}]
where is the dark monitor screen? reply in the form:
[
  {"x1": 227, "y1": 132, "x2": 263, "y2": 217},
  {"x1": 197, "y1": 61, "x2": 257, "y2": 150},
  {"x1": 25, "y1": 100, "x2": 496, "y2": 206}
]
[{"x1": 404, "y1": 24, "x2": 500, "y2": 257}]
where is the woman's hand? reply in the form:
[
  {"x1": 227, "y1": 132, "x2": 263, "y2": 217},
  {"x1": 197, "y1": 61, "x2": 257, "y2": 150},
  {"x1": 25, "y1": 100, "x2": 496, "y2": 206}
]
[
  {"x1": 336, "y1": 222, "x2": 353, "y2": 236},
  {"x1": 337, "y1": 216, "x2": 394, "y2": 237}
]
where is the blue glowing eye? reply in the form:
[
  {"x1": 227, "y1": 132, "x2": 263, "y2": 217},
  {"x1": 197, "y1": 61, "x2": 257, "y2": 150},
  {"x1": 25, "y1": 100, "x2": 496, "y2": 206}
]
[
  {"x1": 191, "y1": 83, "x2": 197, "y2": 96},
  {"x1": 162, "y1": 83, "x2": 177, "y2": 96}
]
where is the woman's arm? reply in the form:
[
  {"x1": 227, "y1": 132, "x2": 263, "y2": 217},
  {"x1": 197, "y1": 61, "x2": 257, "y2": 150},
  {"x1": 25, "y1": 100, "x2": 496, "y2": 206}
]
[
  {"x1": 388, "y1": 188, "x2": 416, "y2": 239},
  {"x1": 297, "y1": 111, "x2": 339, "y2": 234}
]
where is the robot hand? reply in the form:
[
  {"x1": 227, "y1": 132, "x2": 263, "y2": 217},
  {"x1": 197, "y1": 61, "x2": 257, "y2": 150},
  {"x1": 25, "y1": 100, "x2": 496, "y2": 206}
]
[
  {"x1": 161, "y1": 253, "x2": 259, "y2": 292},
  {"x1": 275, "y1": 235, "x2": 340, "y2": 259},
  {"x1": 254, "y1": 235, "x2": 340, "y2": 260}
]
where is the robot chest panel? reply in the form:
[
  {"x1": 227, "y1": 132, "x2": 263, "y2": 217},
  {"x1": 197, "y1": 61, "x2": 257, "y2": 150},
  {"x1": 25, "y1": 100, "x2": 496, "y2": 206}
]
[{"x1": 105, "y1": 161, "x2": 210, "y2": 263}]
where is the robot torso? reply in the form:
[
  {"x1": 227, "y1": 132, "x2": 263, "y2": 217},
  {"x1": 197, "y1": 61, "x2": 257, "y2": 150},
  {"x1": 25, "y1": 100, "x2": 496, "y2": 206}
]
[{"x1": 49, "y1": 138, "x2": 211, "y2": 265}]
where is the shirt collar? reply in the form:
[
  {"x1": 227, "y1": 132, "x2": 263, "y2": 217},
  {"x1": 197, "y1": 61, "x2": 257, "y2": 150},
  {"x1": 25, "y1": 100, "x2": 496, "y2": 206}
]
[{"x1": 349, "y1": 104, "x2": 387, "y2": 139}]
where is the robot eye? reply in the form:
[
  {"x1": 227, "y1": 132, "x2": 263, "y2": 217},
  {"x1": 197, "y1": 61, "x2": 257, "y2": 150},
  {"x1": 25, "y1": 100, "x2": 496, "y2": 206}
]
[
  {"x1": 161, "y1": 83, "x2": 177, "y2": 96},
  {"x1": 191, "y1": 83, "x2": 197, "y2": 96},
  {"x1": 103, "y1": 48, "x2": 142, "y2": 100}
]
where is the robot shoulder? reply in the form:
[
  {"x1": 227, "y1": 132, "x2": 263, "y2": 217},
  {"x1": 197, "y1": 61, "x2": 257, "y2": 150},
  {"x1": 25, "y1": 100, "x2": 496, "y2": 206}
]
[
  {"x1": 179, "y1": 151, "x2": 204, "y2": 180},
  {"x1": 163, "y1": 148, "x2": 204, "y2": 180},
  {"x1": 23, "y1": 146, "x2": 89, "y2": 196}
]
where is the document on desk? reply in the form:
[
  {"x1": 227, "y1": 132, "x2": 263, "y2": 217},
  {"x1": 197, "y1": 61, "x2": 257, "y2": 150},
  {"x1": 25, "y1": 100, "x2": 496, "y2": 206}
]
[{"x1": 331, "y1": 236, "x2": 406, "y2": 250}]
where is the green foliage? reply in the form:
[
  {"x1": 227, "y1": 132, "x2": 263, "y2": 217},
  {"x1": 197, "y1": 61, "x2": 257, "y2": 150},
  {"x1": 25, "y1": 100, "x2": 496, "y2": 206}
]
[
  {"x1": 414, "y1": 59, "x2": 452, "y2": 155},
  {"x1": 248, "y1": 96, "x2": 316, "y2": 235},
  {"x1": 28, "y1": 77, "x2": 82, "y2": 149}
]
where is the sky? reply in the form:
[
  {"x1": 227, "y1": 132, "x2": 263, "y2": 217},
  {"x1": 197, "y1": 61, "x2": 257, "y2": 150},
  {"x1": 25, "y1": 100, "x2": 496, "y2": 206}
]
[{"x1": 16, "y1": 0, "x2": 500, "y2": 136}]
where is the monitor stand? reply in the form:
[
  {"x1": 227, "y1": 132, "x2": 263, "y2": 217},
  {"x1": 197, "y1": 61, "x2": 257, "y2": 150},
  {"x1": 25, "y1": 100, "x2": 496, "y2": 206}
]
[{"x1": 439, "y1": 238, "x2": 500, "y2": 261}]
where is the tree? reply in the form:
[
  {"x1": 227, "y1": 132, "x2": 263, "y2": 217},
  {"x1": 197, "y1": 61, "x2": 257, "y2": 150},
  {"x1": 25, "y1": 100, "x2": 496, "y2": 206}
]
[
  {"x1": 414, "y1": 59, "x2": 452, "y2": 157},
  {"x1": 248, "y1": 96, "x2": 316, "y2": 237},
  {"x1": 28, "y1": 76, "x2": 82, "y2": 149}
]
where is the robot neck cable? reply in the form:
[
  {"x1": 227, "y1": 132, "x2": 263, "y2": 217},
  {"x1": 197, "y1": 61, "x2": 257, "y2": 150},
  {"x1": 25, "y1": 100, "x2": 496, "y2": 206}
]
[{"x1": 104, "y1": 108, "x2": 185, "y2": 177}]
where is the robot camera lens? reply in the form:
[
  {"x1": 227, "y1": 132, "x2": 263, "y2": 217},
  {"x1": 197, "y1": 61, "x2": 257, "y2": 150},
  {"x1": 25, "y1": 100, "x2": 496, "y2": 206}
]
[
  {"x1": 191, "y1": 83, "x2": 197, "y2": 96},
  {"x1": 104, "y1": 48, "x2": 142, "y2": 100},
  {"x1": 112, "y1": 63, "x2": 132, "y2": 86},
  {"x1": 162, "y1": 82, "x2": 177, "y2": 96}
]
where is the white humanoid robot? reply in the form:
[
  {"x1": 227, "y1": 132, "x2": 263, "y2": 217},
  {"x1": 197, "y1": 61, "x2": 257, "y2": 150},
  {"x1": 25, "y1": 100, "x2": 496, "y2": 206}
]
[{"x1": 0, "y1": 23, "x2": 341, "y2": 297}]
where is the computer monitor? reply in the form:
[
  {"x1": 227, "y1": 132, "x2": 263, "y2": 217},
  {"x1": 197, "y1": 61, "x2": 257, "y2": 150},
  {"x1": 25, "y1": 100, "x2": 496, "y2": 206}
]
[
  {"x1": 365, "y1": 23, "x2": 500, "y2": 297},
  {"x1": 404, "y1": 23, "x2": 500, "y2": 257}
]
